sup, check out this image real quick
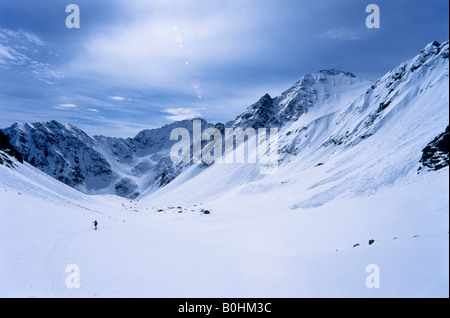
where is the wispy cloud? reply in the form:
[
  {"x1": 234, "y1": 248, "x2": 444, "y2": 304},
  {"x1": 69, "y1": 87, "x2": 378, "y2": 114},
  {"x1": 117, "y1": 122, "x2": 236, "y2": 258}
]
[
  {"x1": 54, "y1": 103, "x2": 78, "y2": 110},
  {"x1": 0, "y1": 27, "x2": 62, "y2": 82},
  {"x1": 0, "y1": 43, "x2": 29, "y2": 66},
  {"x1": 163, "y1": 107, "x2": 203, "y2": 121},
  {"x1": 0, "y1": 28, "x2": 45, "y2": 46},
  {"x1": 109, "y1": 96, "x2": 126, "y2": 101},
  {"x1": 87, "y1": 108, "x2": 100, "y2": 112}
]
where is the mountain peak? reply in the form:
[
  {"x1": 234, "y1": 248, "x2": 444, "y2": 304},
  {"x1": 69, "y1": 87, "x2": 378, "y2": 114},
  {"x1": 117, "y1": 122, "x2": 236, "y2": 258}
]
[
  {"x1": 317, "y1": 69, "x2": 356, "y2": 78},
  {"x1": 416, "y1": 40, "x2": 448, "y2": 60},
  {"x1": 230, "y1": 68, "x2": 366, "y2": 129},
  {"x1": 228, "y1": 93, "x2": 276, "y2": 128},
  {"x1": 9, "y1": 120, "x2": 78, "y2": 132},
  {"x1": 380, "y1": 40, "x2": 449, "y2": 89},
  {"x1": 260, "y1": 93, "x2": 272, "y2": 100},
  {"x1": 422, "y1": 40, "x2": 442, "y2": 52}
]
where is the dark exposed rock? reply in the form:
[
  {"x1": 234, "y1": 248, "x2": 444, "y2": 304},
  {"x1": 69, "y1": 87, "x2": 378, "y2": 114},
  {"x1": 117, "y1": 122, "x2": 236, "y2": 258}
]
[
  {"x1": 115, "y1": 178, "x2": 139, "y2": 198},
  {"x1": 0, "y1": 130, "x2": 23, "y2": 164},
  {"x1": 419, "y1": 126, "x2": 449, "y2": 172}
]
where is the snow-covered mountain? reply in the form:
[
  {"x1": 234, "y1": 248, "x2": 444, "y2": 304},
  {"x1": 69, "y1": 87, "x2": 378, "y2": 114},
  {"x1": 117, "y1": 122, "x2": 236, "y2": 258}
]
[
  {"x1": 228, "y1": 69, "x2": 367, "y2": 128},
  {"x1": 0, "y1": 69, "x2": 370, "y2": 198},
  {"x1": 142, "y1": 40, "x2": 448, "y2": 208},
  {"x1": 0, "y1": 40, "x2": 448, "y2": 298},
  {"x1": 1, "y1": 119, "x2": 215, "y2": 198},
  {"x1": 1, "y1": 41, "x2": 449, "y2": 202}
]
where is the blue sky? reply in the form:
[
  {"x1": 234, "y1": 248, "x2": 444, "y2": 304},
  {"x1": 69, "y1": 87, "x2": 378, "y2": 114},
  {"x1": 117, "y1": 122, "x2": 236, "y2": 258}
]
[{"x1": 0, "y1": 0, "x2": 448, "y2": 137}]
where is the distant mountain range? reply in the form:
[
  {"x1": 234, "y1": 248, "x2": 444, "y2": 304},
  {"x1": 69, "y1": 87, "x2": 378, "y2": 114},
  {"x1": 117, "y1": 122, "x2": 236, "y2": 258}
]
[{"x1": 1, "y1": 40, "x2": 448, "y2": 199}]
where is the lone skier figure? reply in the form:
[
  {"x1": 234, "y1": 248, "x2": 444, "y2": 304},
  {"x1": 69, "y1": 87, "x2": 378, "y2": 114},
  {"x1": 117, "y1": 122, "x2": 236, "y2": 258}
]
[{"x1": 93, "y1": 220, "x2": 98, "y2": 230}]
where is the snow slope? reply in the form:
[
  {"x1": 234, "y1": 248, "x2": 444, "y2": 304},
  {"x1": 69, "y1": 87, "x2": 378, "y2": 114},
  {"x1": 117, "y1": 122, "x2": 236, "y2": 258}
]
[{"x1": 0, "y1": 155, "x2": 448, "y2": 297}]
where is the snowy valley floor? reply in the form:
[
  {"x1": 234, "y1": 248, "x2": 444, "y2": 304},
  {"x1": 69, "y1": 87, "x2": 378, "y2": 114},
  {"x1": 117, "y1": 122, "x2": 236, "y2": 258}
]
[{"x1": 0, "y1": 163, "x2": 448, "y2": 298}]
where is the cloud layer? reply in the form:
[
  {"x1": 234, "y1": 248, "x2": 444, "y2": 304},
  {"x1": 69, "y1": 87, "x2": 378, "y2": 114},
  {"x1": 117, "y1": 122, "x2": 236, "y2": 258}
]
[{"x1": 163, "y1": 107, "x2": 204, "y2": 121}]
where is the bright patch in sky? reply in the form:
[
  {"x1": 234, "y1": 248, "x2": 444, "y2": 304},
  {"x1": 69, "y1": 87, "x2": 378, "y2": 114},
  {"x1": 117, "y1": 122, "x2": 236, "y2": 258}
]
[{"x1": 110, "y1": 96, "x2": 125, "y2": 101}]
